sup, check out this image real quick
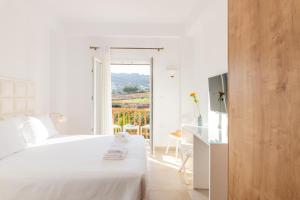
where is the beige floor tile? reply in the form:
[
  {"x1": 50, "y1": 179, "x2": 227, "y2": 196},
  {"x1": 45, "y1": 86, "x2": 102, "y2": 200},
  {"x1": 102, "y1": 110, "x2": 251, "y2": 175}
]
[
  {"x1": 146, "y1": 189, "x2": 191, "y2": 200},
  {"x1": 146, "y1": 148, "x2": 202, "y2": 200}
]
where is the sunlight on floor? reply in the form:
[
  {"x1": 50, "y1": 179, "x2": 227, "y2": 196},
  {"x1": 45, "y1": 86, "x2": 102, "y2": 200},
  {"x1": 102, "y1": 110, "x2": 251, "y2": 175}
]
[
  {"x1": 147, "y1": 155, "x2": 181, "y2": 170},
  {"x1": 145, "y1": 148, "x2": 208, "y2": 200},
  {"x1": 161, "y1": 155, "x2": 182, "y2": 166}
]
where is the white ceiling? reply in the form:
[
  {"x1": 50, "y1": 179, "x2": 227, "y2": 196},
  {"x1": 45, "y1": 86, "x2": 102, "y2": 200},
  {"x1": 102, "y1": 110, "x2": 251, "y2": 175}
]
[{"x1": 30, "y1": 0, "x2": 202, "y2": 24}]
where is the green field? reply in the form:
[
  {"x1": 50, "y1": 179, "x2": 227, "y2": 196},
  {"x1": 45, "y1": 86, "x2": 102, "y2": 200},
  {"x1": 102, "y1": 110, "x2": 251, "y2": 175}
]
[{"x1": 112, "y1": 97, "x2": 150, "y2": 104}]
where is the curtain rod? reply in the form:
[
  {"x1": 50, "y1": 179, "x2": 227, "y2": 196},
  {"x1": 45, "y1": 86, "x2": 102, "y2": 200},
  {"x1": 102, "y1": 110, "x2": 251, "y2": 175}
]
[
  {"x1": 110, "y1": 63, "x2": 151, "y2": 66},
  {"x1": 90, "y1": 46, "x2": 164, "y2": 51}
]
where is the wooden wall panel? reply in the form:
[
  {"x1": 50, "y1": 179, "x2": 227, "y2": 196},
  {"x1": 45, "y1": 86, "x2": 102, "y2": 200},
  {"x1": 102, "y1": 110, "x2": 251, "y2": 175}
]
[{"x1": 228, "y1": 0, "x2": 300, "y2": 200}]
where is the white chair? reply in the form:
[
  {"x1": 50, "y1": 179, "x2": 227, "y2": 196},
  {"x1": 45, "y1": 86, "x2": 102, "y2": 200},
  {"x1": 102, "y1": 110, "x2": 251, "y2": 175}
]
[
  {"x1": 123, "y1": 124, "x2": 140, "y2": 135},
  {"x1": 165, "y1": 130, "x2": 182, "y2": 158},
  {"x1": 178, "y1": 129, "x2": 193, "y2": 173}
]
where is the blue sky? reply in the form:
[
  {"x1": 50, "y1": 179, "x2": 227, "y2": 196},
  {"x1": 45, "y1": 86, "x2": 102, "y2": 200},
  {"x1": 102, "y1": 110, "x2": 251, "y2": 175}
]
[{"x1": 111, "y1": 65, "x2": 150, "y2": 75}]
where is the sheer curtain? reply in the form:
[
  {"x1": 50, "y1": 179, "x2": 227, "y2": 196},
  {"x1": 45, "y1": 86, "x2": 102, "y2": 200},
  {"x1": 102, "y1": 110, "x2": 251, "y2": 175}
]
[{"x1": 94, "y1": 46, "x2": 113, "y2": 135}]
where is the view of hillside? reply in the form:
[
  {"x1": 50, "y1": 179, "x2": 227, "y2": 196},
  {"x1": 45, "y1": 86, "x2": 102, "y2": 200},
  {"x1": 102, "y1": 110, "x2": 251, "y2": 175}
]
[
  {"x1": 111, "y1": 73, "x2": 150, "y2": 94},
  {"x1": 111, "y1": 73, "x2": 150, "y2": 109}
]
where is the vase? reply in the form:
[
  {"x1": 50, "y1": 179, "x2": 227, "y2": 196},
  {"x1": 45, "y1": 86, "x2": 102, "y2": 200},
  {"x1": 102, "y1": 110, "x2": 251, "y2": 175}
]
[
  {"x1": 197, "y1": 115, "x2": 203, "y2": 126},
  {"x1": 197, "y1": 115, "x2": 203, "y2": 133}
]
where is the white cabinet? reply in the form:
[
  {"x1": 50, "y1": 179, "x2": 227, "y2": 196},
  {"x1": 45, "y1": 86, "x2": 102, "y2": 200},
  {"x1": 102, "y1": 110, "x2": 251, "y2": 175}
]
[{"x1": 181, "y1": 125, "x2": 228, "y2": 200}]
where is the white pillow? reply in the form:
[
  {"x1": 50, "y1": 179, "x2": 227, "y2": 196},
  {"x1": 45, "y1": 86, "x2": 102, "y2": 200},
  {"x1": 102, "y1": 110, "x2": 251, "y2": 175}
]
[
  {"x1": 37, "y1": 116, "x2": 59, "y2": 137},
  {"x1": 23, "y1": 117, "x2": 49, "y2": 144},
  {"x1": 23, "y1": 116, "x2": 59, "y2": 144},
  {"x1": 0, "y1": 118, "x2": 26, "y2": 159}
]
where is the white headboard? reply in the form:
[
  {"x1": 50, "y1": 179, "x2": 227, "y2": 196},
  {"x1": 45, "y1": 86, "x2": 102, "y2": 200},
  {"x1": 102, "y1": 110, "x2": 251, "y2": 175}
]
[{"x1": 0, "y1": 77, "x2": 35, "y2": 118}]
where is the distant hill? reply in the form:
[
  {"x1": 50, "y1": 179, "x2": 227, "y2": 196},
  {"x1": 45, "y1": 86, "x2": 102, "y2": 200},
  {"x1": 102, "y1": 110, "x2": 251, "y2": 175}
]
[{"x1": 112, "y1": 73, "x2": 150, "y2": 93}]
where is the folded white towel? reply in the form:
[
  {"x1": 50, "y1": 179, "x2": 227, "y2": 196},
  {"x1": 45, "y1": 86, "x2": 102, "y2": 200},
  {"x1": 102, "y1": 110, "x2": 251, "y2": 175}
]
[
  {"x1": 103, "y1": 155, "x2": 126, "y2": 160},
  {"x1": 107, "y1": 145, "x2": 127, "y2": 154},
  {"x1": 103, "y1": 150, "x2": 128, "y2": 160},
  {"x1": 103, "y1": 143, "x2": 128, "y2": 160}
]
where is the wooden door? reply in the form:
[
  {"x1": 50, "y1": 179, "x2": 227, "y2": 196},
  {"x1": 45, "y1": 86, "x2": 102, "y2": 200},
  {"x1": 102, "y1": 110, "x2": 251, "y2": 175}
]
[{"x1": 228, "y1": 0, "x2": 300, "y2": 199}]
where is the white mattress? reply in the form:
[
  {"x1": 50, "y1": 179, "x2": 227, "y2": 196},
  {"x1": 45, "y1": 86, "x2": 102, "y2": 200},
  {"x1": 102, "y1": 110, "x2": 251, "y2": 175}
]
[{"x1": 0, "y1": 135, "x2": 147, "y2": 200}]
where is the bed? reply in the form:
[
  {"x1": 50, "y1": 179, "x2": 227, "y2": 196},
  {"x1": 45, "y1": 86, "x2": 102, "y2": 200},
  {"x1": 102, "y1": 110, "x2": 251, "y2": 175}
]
[
  {"x1": 0, "y1": 135, "x2": 146, "y2": 200},
  {"x1": 0, "y1": 77, "x2": 147, "y2": 200}
]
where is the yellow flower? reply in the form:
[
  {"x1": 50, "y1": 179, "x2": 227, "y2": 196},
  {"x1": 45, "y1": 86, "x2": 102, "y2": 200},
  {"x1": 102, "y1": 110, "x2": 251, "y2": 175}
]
[
  {"x1": 190, "y1": 92, "x2": 196, "y2": 97},
  {"x1": 189, "y1": 92, "x2": 201, "y2": 115},
  {"x1": 190, "y1": 92, "x2": 199, "y2": 104}
]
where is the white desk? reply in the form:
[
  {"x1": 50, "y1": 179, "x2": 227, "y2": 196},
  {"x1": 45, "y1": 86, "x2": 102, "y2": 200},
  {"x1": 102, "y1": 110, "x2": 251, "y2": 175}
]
[{"x1": 181, "y1": 125, "x2": 228, "y2": 200}]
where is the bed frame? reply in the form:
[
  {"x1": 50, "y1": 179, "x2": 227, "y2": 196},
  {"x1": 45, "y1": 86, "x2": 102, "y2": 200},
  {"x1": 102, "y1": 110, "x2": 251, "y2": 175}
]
[{"x1": 0, "y1": 77, "x2": 35, "y2": 119}]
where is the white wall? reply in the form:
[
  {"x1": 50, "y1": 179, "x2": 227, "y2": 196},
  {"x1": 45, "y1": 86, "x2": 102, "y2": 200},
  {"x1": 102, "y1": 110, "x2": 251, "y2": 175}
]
[
  {"x1": 0, "y1": 1, "x2": 54, "y2": 113},
  {"x1": 180, "y1": 0, "x2": 228, "y2": 125},
  {"x1": 0, "y1": 0, "x2": 226, "y2": 147},
  {"x1": 50, "y1": 0, "x2": 228, "y2": 146},
  {"x1": 50, "y1": 34, "x2": 181, "y2": 147},
  {"x1": 0, "y1": 0, "x2": 227, "y2": 146}
]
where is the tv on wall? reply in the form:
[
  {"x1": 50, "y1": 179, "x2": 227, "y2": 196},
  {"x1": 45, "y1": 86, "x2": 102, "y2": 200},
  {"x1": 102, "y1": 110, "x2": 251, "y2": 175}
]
[{"x1": 208, "y1": 73, "x2": 228, "y2": 113}]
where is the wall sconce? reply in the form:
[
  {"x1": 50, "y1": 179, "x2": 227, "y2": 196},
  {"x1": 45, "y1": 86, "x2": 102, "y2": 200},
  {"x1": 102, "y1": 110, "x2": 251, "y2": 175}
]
[
  {"x1": 49, "y1": 113, "x2": 66, "y2": 132},
  {"x1": 166, "y1": 67, "x2": 178, "y2": 78},
  {"x1": 50, "y1": 113, "x2": 67, "y2": 123}
]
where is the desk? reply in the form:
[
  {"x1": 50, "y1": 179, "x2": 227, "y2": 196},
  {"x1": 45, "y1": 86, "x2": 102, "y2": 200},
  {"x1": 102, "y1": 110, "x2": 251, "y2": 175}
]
[{"x1": 181, "y1": 124, "x2": 228, "y2": 200}]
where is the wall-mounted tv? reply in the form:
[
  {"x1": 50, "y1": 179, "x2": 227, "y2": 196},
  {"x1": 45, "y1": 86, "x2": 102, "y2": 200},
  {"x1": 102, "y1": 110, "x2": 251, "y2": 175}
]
[{"x1": 208, "y1": 73, "x2": 228, "y2": 113}]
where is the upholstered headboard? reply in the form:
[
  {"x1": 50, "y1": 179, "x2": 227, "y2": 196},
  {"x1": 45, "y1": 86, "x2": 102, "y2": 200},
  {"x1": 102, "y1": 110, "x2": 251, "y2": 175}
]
[{"x1": 0, "y1": 77, "x2": 35, "y2": 118}]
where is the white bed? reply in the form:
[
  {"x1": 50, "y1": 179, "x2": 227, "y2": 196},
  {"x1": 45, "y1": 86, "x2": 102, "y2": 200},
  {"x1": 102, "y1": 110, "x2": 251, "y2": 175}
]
[
  {"x1": 0, "y1": 134, "x2": 147, "y2": 200},
  {"x1": 0, "y1": 77, "x2": 147, "y2": 200}
]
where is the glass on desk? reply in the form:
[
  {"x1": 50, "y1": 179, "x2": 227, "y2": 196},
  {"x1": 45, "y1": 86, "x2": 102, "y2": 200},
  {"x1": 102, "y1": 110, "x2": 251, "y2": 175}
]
[{"x1": 181, "y1": 124, "x2": 228, "y2": 145}]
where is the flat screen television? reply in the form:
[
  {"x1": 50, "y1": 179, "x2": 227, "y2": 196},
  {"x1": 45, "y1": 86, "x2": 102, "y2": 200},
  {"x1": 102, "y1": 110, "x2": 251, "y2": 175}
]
[{"x1": 208, "y1": 73, "x2": 228, "y2": 113}]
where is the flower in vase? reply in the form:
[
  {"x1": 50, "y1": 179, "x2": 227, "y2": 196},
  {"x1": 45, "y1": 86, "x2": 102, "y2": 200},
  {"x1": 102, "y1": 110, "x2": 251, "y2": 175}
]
[{"x1": 189, "y1": 92, "x2": 201, "y2": 115}]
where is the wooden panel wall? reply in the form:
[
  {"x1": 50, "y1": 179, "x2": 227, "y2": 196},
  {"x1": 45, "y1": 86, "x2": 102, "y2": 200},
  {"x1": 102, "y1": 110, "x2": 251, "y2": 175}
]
[{"x1": 228, "y1": 0, "x2": 300, "y2": 200}]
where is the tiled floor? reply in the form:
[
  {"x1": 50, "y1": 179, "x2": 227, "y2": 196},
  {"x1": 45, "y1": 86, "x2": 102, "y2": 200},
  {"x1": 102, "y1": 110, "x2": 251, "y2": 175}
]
[{"x1": 145, "y1": 148, "x2": 209, "y2": 200}]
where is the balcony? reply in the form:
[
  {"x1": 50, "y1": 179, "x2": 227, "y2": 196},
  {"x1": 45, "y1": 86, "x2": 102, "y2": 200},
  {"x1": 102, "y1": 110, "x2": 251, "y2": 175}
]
[{"x1": 112, "y1": 108, "x2": 150, "y2": 138}]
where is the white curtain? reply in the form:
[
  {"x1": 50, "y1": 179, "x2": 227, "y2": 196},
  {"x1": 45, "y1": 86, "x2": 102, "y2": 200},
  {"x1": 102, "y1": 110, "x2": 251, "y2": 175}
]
[{"x1": 94, "y1": 46, "x2": 113, "y2": 135}]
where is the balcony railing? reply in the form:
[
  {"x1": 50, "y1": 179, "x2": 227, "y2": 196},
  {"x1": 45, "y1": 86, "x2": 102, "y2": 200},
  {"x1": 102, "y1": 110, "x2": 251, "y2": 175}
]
[{"x1": 112, "y1": 108, "x2": 150, "y2": 138}]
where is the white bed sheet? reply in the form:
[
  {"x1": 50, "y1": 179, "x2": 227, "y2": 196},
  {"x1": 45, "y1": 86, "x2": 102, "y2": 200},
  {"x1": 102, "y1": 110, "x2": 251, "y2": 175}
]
[{"x1": 0, "y1": 135, "x2": 147, "y2": 200}]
